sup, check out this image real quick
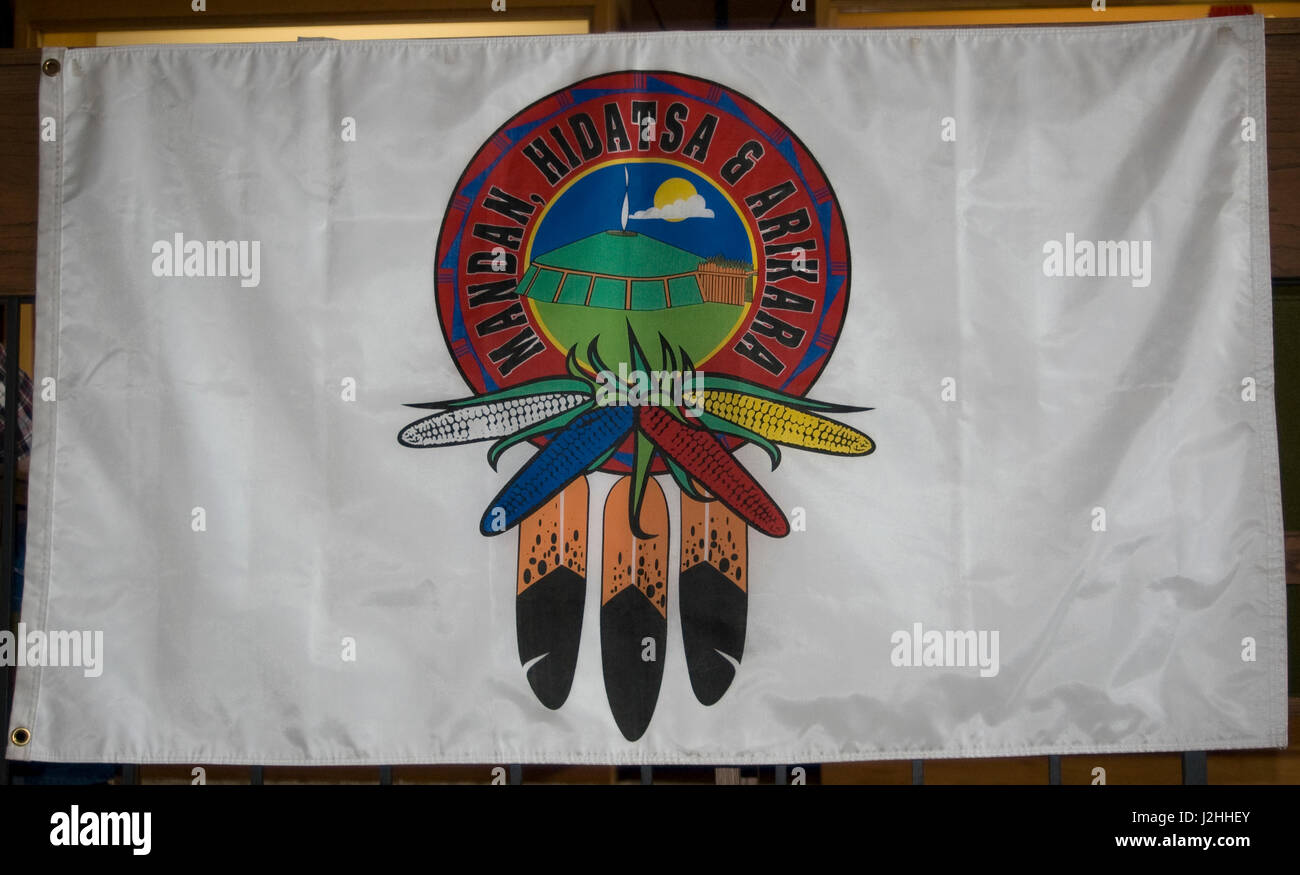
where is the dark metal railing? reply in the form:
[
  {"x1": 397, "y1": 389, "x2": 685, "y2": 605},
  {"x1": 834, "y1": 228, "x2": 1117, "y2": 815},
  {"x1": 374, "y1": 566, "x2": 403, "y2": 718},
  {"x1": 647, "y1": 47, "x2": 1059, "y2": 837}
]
[{"x1": 0, "y1": 294, "x2": 33, "y2": 787}]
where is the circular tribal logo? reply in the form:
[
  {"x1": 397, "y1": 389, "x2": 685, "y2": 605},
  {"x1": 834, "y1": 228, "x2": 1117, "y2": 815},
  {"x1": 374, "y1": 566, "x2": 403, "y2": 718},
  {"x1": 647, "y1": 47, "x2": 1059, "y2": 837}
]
[{"x1": 402, "y1": 71, "x2": 873, "y2": 741}]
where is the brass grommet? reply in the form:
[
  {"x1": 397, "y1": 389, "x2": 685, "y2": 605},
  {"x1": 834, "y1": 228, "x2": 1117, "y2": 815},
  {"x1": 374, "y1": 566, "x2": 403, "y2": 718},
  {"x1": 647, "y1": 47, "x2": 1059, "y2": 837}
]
[
  {"x1": 41, "y1": 58, "x2": 60, "y2": 77},
  {"x1": 10, "y1": 727, "x2": 31, "y2": 746}
]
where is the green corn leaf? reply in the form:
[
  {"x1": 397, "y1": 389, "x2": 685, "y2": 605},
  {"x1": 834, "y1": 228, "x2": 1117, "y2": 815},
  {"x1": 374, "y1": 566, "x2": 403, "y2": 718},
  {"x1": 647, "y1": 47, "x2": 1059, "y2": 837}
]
[
  {"x1": 628, "y1": 431, "x2": 656, "y2": 538},
  {"x1": 664, "y1": 455, "x2": 707, "y2": 502},
  {"x1": 695, "y1": 410, "x2": 782, "y2": 470},
  {"x1": 657, "y1": 333, "x2": 677, "y2": 372},
  {"x1": 585, "y1": 442, "x2": 620, "y2": 473},
  {"x1": 566, "y1": 345, "x2": 590, "y2": 381},
  {"x1": 626, "y1": 321, "x2": 650, "y2": 375},
  {"x1": 698, "y1": 374, "x2": 870, "y2": 413},
  {"x1": 420, "y1": 376, "x2": 592, "y2": 410},
  {"x1": 587, "y1": 337, "x2": 610, "y2": 375}
]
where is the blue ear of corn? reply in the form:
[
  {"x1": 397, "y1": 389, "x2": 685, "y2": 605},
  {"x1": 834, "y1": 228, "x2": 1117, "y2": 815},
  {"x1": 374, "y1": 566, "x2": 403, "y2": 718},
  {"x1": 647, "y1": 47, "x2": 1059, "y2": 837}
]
[
  {"x1": 399, "y1": 392, "x2": 591, "y2": 448},
  {"x1": 481, "y1": 404, "x2": 636, "y2": 536}
]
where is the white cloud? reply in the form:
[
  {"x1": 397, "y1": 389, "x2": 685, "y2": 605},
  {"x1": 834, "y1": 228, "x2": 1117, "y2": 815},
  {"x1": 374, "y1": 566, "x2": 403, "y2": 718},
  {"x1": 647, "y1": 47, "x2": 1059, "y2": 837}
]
[{"x1": 630, "y1": 193, "x2": 715, "y2": 221}]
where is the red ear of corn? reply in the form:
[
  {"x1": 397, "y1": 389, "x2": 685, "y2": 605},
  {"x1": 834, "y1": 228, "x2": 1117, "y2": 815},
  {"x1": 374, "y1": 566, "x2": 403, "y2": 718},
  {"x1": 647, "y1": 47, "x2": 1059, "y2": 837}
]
[{"x1": 637, "y1": 406, "x2": 789, "y2": 537}]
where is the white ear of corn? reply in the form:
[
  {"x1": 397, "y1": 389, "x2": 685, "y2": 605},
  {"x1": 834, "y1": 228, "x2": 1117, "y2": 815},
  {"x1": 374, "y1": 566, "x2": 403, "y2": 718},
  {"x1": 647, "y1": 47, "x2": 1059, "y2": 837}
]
[{"x1": 400, "y1": 392, "x2": 590, "y2": 447}]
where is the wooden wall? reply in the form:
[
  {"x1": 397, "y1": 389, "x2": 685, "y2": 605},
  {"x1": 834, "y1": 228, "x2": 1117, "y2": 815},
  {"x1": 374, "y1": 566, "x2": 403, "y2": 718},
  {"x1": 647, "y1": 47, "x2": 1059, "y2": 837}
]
[
  {"x1": 0, "y1": 50, "x2": 34, "y2": 297},
  {"x1": 1272, "y1": 21, "x2": 1300, "y2": 277}
]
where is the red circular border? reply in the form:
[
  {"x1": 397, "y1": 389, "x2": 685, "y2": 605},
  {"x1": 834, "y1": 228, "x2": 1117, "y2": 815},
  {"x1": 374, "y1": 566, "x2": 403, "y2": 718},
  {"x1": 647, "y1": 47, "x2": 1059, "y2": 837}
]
[{"x1": 434, "y1": 71, "x2": 850, "y2": 401}]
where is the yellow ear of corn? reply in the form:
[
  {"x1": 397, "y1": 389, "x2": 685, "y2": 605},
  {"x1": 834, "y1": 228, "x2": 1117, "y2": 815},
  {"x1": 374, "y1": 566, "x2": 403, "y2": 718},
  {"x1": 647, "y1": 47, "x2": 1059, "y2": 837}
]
[{"x1": 688, "y1": 389, "x2": 874, "y2": 455}]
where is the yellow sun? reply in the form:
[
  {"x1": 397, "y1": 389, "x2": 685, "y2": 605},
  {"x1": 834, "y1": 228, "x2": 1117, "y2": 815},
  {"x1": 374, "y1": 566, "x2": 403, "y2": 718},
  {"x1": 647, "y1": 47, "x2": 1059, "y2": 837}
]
[{"x1": 653, "y1": 177, "x2": 697, "y2": 222}]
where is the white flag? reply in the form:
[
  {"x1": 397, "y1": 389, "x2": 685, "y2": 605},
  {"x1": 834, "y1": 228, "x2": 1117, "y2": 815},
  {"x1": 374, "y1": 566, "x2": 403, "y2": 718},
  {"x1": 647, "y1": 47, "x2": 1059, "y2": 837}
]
[{"x1": 7, "y1": 18, "x2": 1285, "y2": 765}]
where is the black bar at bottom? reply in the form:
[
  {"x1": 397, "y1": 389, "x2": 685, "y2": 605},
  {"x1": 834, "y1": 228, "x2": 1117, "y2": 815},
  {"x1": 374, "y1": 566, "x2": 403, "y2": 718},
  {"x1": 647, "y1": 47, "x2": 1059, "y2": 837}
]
[
  {"x1": 640, "y1": 766, "x2": 653, "y2": 785},
  {"x1": 1049, "y1": 755, "x2": 1061, "y2": 785},
  {"x1": 911, "y1": 760, "x2": 924, "y2": 785},
  {"x1": 3, "y1": 783, "x2": 1294, "y2": 858}
]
